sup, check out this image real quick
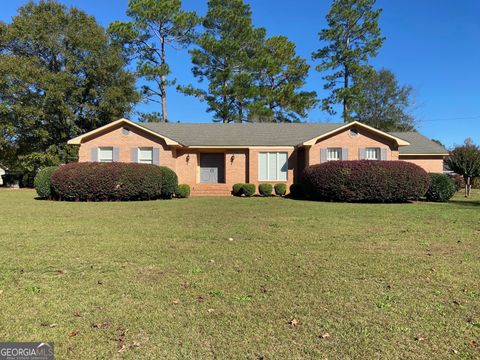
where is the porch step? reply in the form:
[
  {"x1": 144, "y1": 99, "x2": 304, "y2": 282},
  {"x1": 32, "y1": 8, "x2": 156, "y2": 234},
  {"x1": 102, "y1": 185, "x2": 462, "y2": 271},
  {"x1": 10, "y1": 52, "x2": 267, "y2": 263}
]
[{"x1": 191, "y1": 184, "x2": 232, "y2": 197}]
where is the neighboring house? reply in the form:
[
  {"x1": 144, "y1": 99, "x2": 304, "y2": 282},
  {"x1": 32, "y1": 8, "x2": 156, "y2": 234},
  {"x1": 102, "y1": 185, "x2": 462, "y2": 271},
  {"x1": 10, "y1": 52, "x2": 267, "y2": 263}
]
[
  {"x1": 0, "y1": 165, "x2": 6, "y2": 186},
  {"x1": 68, "y1": 119, "x2": 448, "y2": 196}
]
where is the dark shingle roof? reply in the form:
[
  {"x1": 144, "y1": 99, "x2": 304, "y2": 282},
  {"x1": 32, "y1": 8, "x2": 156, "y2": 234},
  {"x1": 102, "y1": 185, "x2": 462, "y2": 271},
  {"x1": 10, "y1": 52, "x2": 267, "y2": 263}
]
[
  {"x1": 139, "y1": 122, "x2": 448, "y2": 155},
  {"x1": 390, "y1": 132, "x2": 448, "y2": 155},
  {"x1": 141, "y1": 122, "x2": 344, "y2": 146}
]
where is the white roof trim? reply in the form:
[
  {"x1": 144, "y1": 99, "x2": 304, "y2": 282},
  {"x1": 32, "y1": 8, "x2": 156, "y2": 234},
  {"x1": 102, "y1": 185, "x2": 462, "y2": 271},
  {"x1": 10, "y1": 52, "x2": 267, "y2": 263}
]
[
  {"x1": 67, "y1": 118, "x2": 180, "y2": 146},
  {"x1": 301, "y1": 121, "x2": 411, "y2": 147}
]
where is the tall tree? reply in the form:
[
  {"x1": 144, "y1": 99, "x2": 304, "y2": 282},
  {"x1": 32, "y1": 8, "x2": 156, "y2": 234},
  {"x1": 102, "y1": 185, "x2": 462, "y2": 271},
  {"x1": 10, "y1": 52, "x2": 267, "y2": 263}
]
[
  {"x1": 352, "y1": 69, "x2": 415, "y2": 131},
  {"x1": 179, "y1": 0, "x2": 265, "y2": 123},
  {"x1": 312, "y1": 0, "x2": 384, "y2": 122},
  {"x1": 445, "y1": 139, "x2": 480, "y2": 197},
  {"x1": 0, "y1": 0, "x2": 138, "y2": 183},
  {"x1": 249, "y1": 36, "x2": 318, "y2": 122},
  {"x1": 109, "y1": 0, "x2": 199, "y2": 123}
]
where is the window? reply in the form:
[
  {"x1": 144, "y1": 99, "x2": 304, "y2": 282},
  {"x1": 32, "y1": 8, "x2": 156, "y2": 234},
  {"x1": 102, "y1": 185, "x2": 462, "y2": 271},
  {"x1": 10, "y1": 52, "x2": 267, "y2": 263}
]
[
  {"x1": 138, "y1": 148, "x2": 153, "y2": 164},
  {"x1": 327, "y1": 148, "x2": 342, "y2": 161},
  {"x1": 365, "y1": 147, "x2": 380, "y2": 160},
  {"x1": 259, "y1": 152, "x2": 288, "y2": 181},
  {"x1": 98, "y1": 147, "x2": 113, "y2": 162}
]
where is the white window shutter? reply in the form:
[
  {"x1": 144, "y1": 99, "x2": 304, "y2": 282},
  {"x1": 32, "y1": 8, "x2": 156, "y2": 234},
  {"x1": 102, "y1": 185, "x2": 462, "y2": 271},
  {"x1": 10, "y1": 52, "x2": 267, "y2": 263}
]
[
  {"x1": 91, "y1": 147, "x2": 98, "y2": 162},
  {"x1": 113, "y1": 147, "x2": 120, "y2": 162},
  {"x1": 153, "y1": 148, "x2": 160, "y2": 165},
  {"x1": 342, "y1": 148, "x2": 349, "y2": 161},
  {"x1": 381, "y1": 148, "x2": 388, "y2": 160},
  {"x1": 131, "y1": 148, "x2": 138, "y2": 163},
  {"x1": 320, "y1": 148, "x2": 327, "y2": 163}
]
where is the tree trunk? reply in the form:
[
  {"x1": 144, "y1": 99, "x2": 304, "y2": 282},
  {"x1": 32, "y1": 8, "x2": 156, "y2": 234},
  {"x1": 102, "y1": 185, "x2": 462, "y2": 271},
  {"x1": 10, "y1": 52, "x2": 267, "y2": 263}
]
[
  {"x1": 465, "y1": 176, "x2": 471, "y2": 197},
  {"x1": 343, "y1": 64, "x2": 349, "y2": 123},
  {"x1": 160, "y1": 36, "x2": 168, "y2": 123}
]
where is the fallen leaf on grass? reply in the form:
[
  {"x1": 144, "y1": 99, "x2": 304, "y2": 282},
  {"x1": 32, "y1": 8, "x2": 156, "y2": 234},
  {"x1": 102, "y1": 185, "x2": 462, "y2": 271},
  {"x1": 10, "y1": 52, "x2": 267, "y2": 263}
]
[
  {"x1": 73, "y1": 311, "x2": 82, "y2": 317},
  {"x1": 319, "y1": 332, "x2": 331, "y2": 339},
  {"x1": 40, "y1": 322, "x2": 57, "y2": 328},
  {"x1": 67, "y1": 329, "x2": 79, "y2": 337},
  {"x1": 289, "y1": 319, "x2": 300, "y2": 327},
  {"x1": 92, "y1": 322, "x2": 111, "y2": 329},
  {"x1": 415, "y1": 336, "x2": 427, "y2": 342},
  {"x1": 469, "y1": 340, "x2": 479, "y2": 349},
  {"x1": 116, "y1": 327, "x2": 128, "y2": 351},
  {"x1": 172, "y1": 299, "x2": 181, "y2": 305}
]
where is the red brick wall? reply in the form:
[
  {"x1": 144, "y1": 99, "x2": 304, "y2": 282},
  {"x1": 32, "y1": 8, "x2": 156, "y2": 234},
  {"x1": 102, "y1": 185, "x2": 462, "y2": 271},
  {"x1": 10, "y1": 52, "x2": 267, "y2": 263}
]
[{"x1": 399, "y1": 156, "x2": 444, "y2": 173}]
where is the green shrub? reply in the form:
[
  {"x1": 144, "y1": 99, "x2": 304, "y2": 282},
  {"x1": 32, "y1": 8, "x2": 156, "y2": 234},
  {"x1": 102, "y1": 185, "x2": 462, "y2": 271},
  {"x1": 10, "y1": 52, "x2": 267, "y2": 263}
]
[
  {"x1": 51, "y1": 162, "x2": 165, "y2": 201},
  {"x1": 175, "y1": 184, "x2": 191, "y2": 198},
  {"x1": 34, "y1": 166, "x2": 59, "y2": 198},
  {"x1": 289, "y1": 183, "x2": 305, "y2": 199},
  {"x1": 243, "y1": 183, "x2": 256, "y2": 197},
  {"x1": 274, "y1": 183, "x2": 287, "y2": 196},
  {"x1": 426, "y1": 173, "x2": 456, "y2": 202},
  {"x1": 159, "y1": 166, "x2": 178, "y2": 199},
  {"x1": 259, "y1": 183, "x2": 273, "y2": 196},
  {"x1": 302, "y1": 160, "x2": 430, "y2": 203},
  {"x1": 232, "y1": 183, "x2": 245, "y2": 196}
]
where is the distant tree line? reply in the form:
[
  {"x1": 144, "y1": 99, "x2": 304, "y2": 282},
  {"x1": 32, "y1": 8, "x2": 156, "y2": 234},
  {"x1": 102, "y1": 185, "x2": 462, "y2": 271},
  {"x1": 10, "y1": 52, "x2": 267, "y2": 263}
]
[{"x1": 0, "y1": 0, "x2": 454, "y2": 184}]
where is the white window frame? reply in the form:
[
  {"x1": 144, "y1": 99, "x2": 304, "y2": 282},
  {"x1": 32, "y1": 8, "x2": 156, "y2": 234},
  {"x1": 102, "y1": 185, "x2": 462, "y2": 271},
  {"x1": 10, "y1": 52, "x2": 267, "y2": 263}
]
[
  {"x1": 259, "y1": 152, "x2": 288, "y2": 181},
  {"x1": 365, "y1": 147, "x2": 381, "y2": 160},
  {"x1": 98, "y1": 147, "x2": 113, "y2": 162},
  {"x1": 327, "y1": 148, "x2": 342, "y2": 161},
  {"x1": 138, "y1": 147, "x2": 153, "y2": 164}
]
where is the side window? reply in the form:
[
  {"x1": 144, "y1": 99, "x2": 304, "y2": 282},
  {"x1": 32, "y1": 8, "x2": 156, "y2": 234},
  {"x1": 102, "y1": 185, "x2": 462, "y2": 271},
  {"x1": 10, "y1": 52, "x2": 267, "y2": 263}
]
[
  {"x1": 327, "y1": 148, "x2": 342, "y2": 161},
  {"x1": 98, "y1": 147, "x2": 113, "y2": 162},
  {"x1": 138, "y1": 148, "x2": 153, "y2": 164},
  {"x1": 365, "y1": 147, "x2": 380, "y2": 160}
]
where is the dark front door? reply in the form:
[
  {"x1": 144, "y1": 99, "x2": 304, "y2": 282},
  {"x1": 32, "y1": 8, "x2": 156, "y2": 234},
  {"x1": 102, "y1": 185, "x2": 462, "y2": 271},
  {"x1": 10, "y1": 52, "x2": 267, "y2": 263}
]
[{"x1": 200, "y1": 153, "x2": 225, "y2": 183}]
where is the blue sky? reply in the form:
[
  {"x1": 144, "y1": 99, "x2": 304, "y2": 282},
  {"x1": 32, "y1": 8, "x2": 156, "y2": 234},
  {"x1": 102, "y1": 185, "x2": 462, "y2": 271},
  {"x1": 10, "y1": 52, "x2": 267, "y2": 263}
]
[{"x1": 1, "y1": 0, "x2": 479, "y2": 147}]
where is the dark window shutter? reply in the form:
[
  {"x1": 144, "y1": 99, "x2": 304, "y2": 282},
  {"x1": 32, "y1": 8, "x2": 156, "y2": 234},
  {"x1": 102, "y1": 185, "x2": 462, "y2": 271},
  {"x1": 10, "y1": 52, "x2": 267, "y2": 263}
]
[
  {"x1": 153, "y1": 148, "x2": 160, "y2": 165},
  {"x1": 342, "y1": 148, "x2": 349, "y2": 161},
  {"x1": 381, "y1": 148, "x2": 388, "y2": 160},
  {"x1": 358, "y1": 148, "x2": 366, "y2": 160},
  {"x1": 113, "y1": 147, "x2": 120, "y2": 162},
  {"x1": 320, "y1": 148, "x2": 327, "y2": 163},
  {"x1": 131, "y1": 148, "x2": 138, "y2": 163},
  {"x1": 90, "y1": 147, "x2": 98, "y2": 162}
]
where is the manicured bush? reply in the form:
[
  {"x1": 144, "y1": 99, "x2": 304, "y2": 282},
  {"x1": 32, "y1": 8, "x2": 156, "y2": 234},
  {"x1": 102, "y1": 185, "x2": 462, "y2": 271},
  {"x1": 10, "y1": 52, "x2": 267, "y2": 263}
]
[
  {"x1": 159, "y1": 166, "x2": 178, "y2": 199},
  {"x1": 259, "y1": 183, "x2": 273, "y2": 197},
  {"x1": 274, "y1": 183, "x2": 287, "y2": 196},
  {"x1": 426, "y1": 173, "x2": 456, "y2": 202},
  {"x1": 175, "y1": 184, "x2": 191, "y2": 198},
  {"x1": 243, "y1": 183, "x2": 256, "y2": 197},
  {"x1": 289, "y1": 183, "x2": 305, "y2": 199},
  {"x1": 302, "y1": 160, "x2": 430, "y2": 203},
  {"x1": 232, "y1": 183, "x2": 245, "y2": 196},
  {"x1": 34, "y1": 166, "x2": 59, "y2": 198},
  {"x1": 51, "y1": 162, "x2": 165, "y2": 201}
]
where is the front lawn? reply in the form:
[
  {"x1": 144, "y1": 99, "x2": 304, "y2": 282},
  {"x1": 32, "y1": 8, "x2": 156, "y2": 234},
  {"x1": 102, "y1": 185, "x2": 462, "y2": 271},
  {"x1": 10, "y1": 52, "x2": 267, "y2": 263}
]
[{"x1": 0, "y1": 190, "x2": 479, "y2": 359}]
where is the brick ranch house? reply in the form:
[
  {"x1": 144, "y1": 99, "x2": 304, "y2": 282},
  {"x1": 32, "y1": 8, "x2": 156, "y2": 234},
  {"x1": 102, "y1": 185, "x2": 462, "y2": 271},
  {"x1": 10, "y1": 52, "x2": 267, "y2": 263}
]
[{"x1": 67, "y1": 118, "x2": 448, "y2": 196}]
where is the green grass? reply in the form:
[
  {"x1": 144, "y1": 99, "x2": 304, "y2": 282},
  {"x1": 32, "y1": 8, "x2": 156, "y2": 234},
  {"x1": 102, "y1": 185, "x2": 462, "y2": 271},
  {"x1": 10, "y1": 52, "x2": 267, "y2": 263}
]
[{"x1": 0, "y1": 189, "x2": 479, "y2": 359}]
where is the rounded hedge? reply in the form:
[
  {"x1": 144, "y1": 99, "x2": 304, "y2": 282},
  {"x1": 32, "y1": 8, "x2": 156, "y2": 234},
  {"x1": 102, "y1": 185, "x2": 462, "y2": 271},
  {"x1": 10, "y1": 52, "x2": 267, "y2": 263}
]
[
  {"x1": 274, "y1": 183, "x2": 287, "y2": 196},
  {"x1": 302, "y1": 160, "x2": 430, "y2": 203},
  {"x1": 34, "y1": 166, "x2": 59, "y2": 199},
  {"x1": 243, "y1": 183, "x2": 256, "y2": 197},
  {"x1": 259, "y1": 183, "x2": 273, "y2": 196},
  {"x1": 289, "y1": 183, "x2": 305, "y2": 199},
  {"x1": 51, "y1": 162, "x2": 165, "y2": 201},
  {"x1": 425, "y1": 173, "x2": 456, "y2": 202},
  {"x1": 175, "y1": 184, "x2": 191, "y2": 198},
  {"x1": 232, "y1": 183, "x2": 245, "y2": 196},
  {"x1": 159, "y1": 166, "x2": 178, "y2": 199}
]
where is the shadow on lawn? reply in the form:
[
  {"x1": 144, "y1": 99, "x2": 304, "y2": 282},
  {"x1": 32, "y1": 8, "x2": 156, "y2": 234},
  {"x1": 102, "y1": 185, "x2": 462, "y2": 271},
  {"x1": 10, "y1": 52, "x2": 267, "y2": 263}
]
[{"x1": 448, "y1": 199, "x2": 480, "y2": 207}]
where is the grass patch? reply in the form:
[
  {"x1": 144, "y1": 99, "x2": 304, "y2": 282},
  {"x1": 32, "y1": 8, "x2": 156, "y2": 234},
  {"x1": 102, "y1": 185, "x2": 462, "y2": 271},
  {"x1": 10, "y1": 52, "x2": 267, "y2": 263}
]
[{"x1": 0, "y1": 189, "x2": 479, "y2": 358}]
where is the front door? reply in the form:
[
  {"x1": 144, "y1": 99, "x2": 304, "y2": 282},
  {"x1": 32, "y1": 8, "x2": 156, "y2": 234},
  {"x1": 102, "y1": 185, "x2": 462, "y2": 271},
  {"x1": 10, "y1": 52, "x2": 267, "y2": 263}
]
[{"x1": 200, "y1": 153, "x2": 225, "y2": 183}]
